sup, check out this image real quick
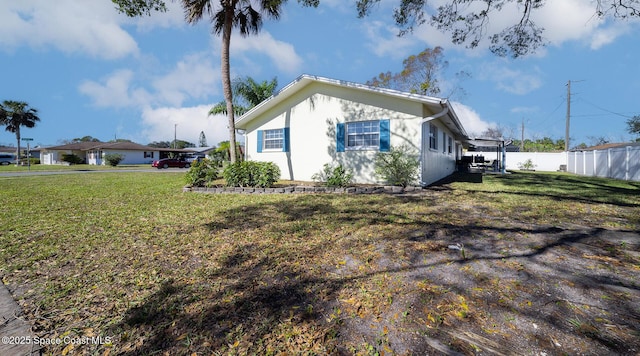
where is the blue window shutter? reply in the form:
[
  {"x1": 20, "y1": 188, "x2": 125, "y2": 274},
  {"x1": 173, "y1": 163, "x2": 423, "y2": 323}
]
[
  {"x1": 336, "y1": 123, "x2": 345, "y2": 152},
  {"x1": 282, "y1": 127, "x2": 290, "y2": 152},
  {"x1": 379, "y1": 119, "x2": 390, "y2": 152},
  {"x1": 257, "y1": 130, "x2": 263, "y2": 153}
]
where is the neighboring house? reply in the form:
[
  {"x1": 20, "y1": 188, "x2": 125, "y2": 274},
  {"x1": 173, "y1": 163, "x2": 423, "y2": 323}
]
[
  {"x1": 40, "y1": 142, "x2": 171, "y2": 165},
  {"x1": 235, "y1": 75, "x2": 470, "y2": 186},
  {"x1": 0, "y1": 145, "x2": 41, "y2": 159}
]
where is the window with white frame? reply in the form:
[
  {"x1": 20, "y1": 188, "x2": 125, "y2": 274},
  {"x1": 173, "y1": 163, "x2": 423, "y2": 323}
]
[
  {"x1": 429, "y1": 123, "x2": 438, "y2": 150},
  {"x1": 346, "y1": 121, "x2": 379, "y2": 149},
  {"x1": 263, "y1": 129, "x2": 284, "y2": 150},
  {"x1": 448, "y1": 136, "x2": 453, "y2": 154}
]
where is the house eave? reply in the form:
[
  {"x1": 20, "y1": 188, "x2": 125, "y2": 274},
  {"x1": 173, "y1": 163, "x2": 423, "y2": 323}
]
[{"x1": 236, "y1": 74, "x2": 452, "y2": 129}]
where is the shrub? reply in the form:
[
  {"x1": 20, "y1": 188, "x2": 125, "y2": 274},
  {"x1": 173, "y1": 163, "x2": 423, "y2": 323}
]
[
  {"x1": 374, "y1": 145, "x2": 419, "y2": 187},
  {"x1": 518, "y1": 159, "x2": 536, "y2": 171},
  {"x1": 312, "y1": 163, "x2": 354, "y2": 187},
  {"x1": 184, "y1": 158, "x2": 218, "y2": 187},
  {"x1": 104, "y1": 153, "x2": 125, "y2": 166},
  {"x1": 223, "y1": 161, "x2": 280, "y2": 188},
  {"x1": 61, "y1": 153, "x2": 83, "y2": 165}
]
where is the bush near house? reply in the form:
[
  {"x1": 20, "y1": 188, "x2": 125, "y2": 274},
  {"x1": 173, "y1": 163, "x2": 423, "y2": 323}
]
[
  {"x1": 104, "y1": 153, "x2": 125, "y2": 167},
  {"x1": 223, "y1": 161, "x2": 280, "y2": 188},
  {"x1": 61, "y1": 153, "x2": 83, "y2": 165},
  {"x1": 374, "y1": 145, "x2": 419, "y2": 187},
  {"x1": 185, "y1": 159, "x2": 219, "y2": 187},
  {"x1": 312, "y1": 163, "x2": 354, "y2": 187}
]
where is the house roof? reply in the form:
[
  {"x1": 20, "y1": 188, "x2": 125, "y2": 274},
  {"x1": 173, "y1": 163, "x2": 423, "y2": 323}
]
[
  {"x1": 42, "y1": 141, "x2": 187, "y2": 152},
  {"x1": 235, "y1": 74, "x2": 469, "y2": 140},
  {"x1": 576, "y1": 142, "x2": 640, "y2": 151}
]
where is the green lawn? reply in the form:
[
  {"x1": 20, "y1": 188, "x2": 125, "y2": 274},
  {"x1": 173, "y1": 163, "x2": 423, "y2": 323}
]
[{"x1": 0, "y1": 171, "x2": 638, "y2": 355}]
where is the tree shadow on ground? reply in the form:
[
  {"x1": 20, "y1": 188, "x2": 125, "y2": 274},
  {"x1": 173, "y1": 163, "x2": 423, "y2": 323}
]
[{"x1": 112, "y1": 189, "x2": 640, "y2": 355}]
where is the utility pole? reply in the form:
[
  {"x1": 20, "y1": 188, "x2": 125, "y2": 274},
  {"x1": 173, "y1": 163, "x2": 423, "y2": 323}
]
[
  {"x1": 520, "y1": 118, "x2": 525, "y2": 152},
  {"x1": 565, "y1": 80, "x2": 571, "y2": 151},
  {"x1": 174, "y1": 123, "x2": 177, "y2": 149}
]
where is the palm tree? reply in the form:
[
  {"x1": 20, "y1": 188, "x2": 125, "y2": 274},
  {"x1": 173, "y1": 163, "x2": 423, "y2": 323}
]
[
  {"x1": 0, "y1": 100, "x2": 41, "y2": 165},
  {"x1": 181, "y1": 0, "x2": 297, "y2": 163},
  {"x1": 113, "y1": 0, "x2": 317, "y2": 163},
  {"x1": 209, "y1": 76, "x2": 278, "y2": 116}
]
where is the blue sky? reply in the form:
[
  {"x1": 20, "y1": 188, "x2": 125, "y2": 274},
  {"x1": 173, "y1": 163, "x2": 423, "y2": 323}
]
[{"x1": 1, "y1": 0, "x2": 638, "y2": 149}]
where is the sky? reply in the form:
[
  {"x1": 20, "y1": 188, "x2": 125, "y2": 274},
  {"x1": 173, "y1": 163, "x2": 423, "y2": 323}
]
[{"x1": 1, "y1": 0, "x2": 639, "y2": 149}]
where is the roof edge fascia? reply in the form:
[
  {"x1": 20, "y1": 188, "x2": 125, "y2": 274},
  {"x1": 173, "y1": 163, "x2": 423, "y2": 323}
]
[{"x1": 236, "y1": 74, "x2": 447, "y2": 127}]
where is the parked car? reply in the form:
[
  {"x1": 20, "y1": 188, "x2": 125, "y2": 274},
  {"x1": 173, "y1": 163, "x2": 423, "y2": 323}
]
[
  {"x1": 0, "y1": 154, "x2": 15, "y2": 165},
  {"x1": 185, "y1": 153, "x2": 205, "y2": 163},
  {"x1": 152, "y1": 158, "x2": 190, "y2": 169}
]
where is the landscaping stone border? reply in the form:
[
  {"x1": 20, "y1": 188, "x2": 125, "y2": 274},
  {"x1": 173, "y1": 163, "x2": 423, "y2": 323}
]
[{"x1": 183, "y1": 185, "x2": 424, "y2": 195}]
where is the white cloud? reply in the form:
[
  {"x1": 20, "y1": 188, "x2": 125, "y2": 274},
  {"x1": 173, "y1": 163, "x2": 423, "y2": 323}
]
[
  {"x1": 231, "y1": 31, "x2": 303, "y2": 74},
  {"x1": 80, "y1": 52, "x2": 219, "y2": 108},
  {"x1": 589, "y1": 23, "x2": 632, "y2": 49},
  {"x1": 361, "y1": 20, "x2": 416, "y2": 59},
  {"x1": 0, "y1": 0, "x2": 139, "y2": 59},
  {"x1": 79, "y1": 70, "x2": 152, "y2": 108},
  {"x1": 533, "y1": 0, "x2": 601, "y2": 46},
  {"x1": 478, "y1": 62, "x2": 543, "y2": 95},
  {"x1": 451, "y1": 102, "x2": 494, "y2": 137},
  {"x1": 511, "y1": 106, "x2": 539, "y2": 114},
  {"x1": 152, "y1": 53, "x2": 220, "y2": 107},
  {"x1": 134, "y1": 1, "x2": 186, "y2": 31},
  {"x1": 141, "y1": 106, "x2": 230, "y2": 146}
]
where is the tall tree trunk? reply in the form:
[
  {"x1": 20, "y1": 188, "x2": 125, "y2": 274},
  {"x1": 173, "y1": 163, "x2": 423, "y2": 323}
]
[
  {"x1": 222, "y1": 3, "x2": 237, "y2": 163},
  {"x1": 15, "y1": 126, "x2": 20, "y2": 166}
]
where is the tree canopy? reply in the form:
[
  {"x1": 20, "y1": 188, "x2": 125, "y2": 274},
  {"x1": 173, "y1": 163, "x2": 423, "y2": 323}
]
[
  {"x1": 209, "y1": 76, "x2": 278, "y2": 116},
  {"x1": 356, "y1": 0, "x2": 640, "y2": 57},
  {"x1": 199, "y1": 131, "x2": 208, "y2": 147},
  {"x1": 627, "y1": 115, "x2": 640, "y2": 139},
  {"x1": 0, "y1": 100, "x2": 40, "y2": 164}
]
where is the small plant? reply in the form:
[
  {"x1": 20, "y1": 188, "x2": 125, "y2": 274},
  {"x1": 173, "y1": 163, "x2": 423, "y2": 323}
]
[
  {"x1": 223, "y1": 161, "x2": 280, "y2": 188},
  {"x1": 184, "y1": 158, "x2": 218, "y2": 187},
  {"x1": 104, "y1": 153, "x2": 125, "y2": 166},
  {"x1": 312, "y1": 163, "x2": 353, "y2": 187},
  {"x1": 374, "y1": 145, "x2": 419, "y2": 187},
  {"x1": 517, "y1": 158, "x2": 536, "y2": 171}
]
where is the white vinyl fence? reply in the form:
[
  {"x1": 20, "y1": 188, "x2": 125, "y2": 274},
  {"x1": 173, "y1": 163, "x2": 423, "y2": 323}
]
[
  {"x1": 505, "y1": 152, "x2": 567, "y2": 172},
  {"x1": 567, "y1": 145, "x2": 640, "y2": 181}
]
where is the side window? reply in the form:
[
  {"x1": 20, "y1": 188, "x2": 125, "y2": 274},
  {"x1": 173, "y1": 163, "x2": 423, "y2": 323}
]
[
  {"x1": 264, "y1": 129, "x2": 284, "y2": 150},
  {"x1": 442, "y1": 132, "x2": 446, "y2": 153},
  {"x1": 347, "y1": 121, "x2": 379, "y2": 149},
  {"x1": 336, "y1": 120, "x2": 390, "y2": 152},
  {"x1": 429, "y1": 123, "x2": 438, "y2": 150},
  {"x1": 257, "y1": 128, "x2": 289, "y2": 153}
]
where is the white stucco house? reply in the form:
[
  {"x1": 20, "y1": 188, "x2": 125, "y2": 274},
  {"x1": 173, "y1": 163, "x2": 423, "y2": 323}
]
[
  {"x1": 40, "y1": 141, "x2": 164, "y2": 165},
  {"x1": 235, "y1": 75, "x2": 470, "y2": 186}
]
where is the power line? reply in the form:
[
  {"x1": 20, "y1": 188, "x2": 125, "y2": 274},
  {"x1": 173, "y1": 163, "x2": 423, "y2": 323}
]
[
  {"x1": 576, "y1": 97, "x2": 635, "y2": 119},
  {"x1": 529, "y1": 96, "x2": 565, "y2": 131}
]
